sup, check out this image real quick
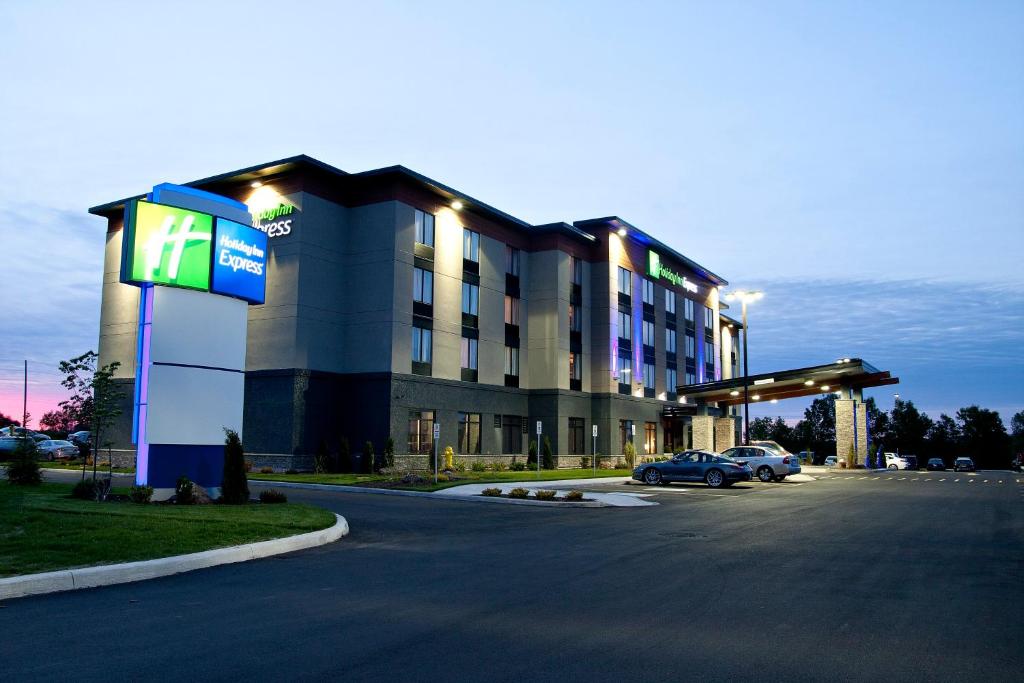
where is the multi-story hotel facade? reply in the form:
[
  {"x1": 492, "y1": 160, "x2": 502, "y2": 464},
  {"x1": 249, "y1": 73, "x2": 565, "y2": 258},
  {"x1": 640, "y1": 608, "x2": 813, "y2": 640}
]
[{"x1": 91, "y1": 155, "x2": 744, "y2": 469}]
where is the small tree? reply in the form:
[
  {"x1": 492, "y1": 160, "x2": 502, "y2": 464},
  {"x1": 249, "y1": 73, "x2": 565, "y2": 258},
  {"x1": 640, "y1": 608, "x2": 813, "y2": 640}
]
[
  {"x1": 542, "y1": 436, "x2": 554, "y2": 470},
  {"x1": 364, "y1": 441, "x2": 375, "y2": 473},
  {"x1": 338, "y1": 437, "x2": 351, "y2": 473},
  {"x1": 623, "y1": 441, "x2": 637, "y2": 469},
  {"x1": 527, "y1": 440, "x2": 538, "y2": 467},
  {"x1": 383, "y1": 437, "x2": 395, "y2": 469},
  {"x1": 6, "y1": 439, "x2": 42, "y2": 486},
  {"x1": 57, "y1": 352, "x2": 124, "y2": 482},
  {"x1": 221, "y1": 429, "x2": 249, "y2": 504},
  {"x1": 314, "y1": 439, "x2": 330, "y2": 474}
]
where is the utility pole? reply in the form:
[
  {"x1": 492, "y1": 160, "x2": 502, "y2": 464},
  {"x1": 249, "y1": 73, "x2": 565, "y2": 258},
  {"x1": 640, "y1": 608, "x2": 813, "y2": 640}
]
[{"x1": 22, "y1": 359, "x2": 28, "y2": 429}]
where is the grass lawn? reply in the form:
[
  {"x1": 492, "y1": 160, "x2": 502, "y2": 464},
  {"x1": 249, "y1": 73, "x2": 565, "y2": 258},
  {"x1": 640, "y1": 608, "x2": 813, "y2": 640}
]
[
  {"x1": 0, "y1": 482, "x2": 336, "y2": 578},
  {"x1": 40, "y1": 462, "x2": 135, "y2": 474},
  {"x1": 249, "y1": 468, "x2": 633, "y2": 492}
]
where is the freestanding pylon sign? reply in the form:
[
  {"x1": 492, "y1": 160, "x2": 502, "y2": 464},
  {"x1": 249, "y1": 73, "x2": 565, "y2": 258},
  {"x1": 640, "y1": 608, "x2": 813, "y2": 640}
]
[{"x1": 120, "y1": 183, "x2": 267, "y2": 499}]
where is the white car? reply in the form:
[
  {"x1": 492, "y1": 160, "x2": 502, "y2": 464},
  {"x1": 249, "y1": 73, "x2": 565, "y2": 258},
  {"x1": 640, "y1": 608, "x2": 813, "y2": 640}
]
[
  {"x1": 884, "y1": 453, "x2": 913, "y2": 470},
  {"x1": 720, "y1": 446, "x2": 793, "y2": 482},
  {"x1": 36, "y1": 440, "x2": 79, "y2": 461},
  {"x1": 824, "y1": 456, "x2": 837, "y2": 467}
]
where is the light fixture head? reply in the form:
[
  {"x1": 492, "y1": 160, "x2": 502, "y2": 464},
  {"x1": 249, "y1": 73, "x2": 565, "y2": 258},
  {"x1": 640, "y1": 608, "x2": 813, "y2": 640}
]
[
  {"x1": 821, "y1": 385, "x2": 830, "y2": 391},
  {"x1": 451, "y1": 199, "x2": 464, "y2": 210},
  {"x1": 250, "y1": 180, "x2": 263, "y2": 188},
  {"x1": 730, "y1": 390, "x2": 740, "y2": 397},
  {"x1": 804, "y1": 380, "x2": 815, "y2": 386},
  {"x1": 770, "y1": 399, "x2": 778, "y2": 404},
  {"x1": 752, "y1": 394, "x2": 760, "y2": 401},
  {"x1": 616, "y1": 227, "x2": 627, "y2": 238}
]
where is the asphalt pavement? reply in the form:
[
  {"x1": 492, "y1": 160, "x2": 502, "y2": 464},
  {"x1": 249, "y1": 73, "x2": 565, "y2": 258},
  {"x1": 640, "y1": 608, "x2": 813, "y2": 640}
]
[{"x1": 1, "y1": 471, "x2": 1021, "y2": 681}]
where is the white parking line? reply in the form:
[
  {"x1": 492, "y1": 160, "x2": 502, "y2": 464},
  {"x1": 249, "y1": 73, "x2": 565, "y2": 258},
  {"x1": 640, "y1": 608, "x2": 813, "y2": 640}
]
[
  {"x1": 983, "y1": 480, "x2": 989, "y2": 483},
  {"x1": 898, "y1": 477, "x2": 906, "y2": 481},
  {"x1": 955, "y1": 479, "x2": 960, "y2": 482},
  {"x1": 940, "y1": 479, "x2": 946, "y2": 482}
]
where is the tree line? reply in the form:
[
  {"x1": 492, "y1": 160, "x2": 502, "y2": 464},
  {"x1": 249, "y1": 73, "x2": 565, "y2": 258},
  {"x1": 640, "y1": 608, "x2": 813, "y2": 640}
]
[{"x1": 749, "y1": 396, "x2": 1023, "y2": 469}]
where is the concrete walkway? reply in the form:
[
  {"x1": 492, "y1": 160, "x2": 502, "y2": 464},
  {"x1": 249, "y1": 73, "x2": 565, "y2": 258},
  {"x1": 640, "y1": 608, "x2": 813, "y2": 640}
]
[{"x1": 434, "y1": 477, "x2": 656, "y2": 507}]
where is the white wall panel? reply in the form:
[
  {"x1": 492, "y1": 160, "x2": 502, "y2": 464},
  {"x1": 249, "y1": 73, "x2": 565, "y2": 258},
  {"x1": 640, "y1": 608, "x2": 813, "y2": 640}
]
[
  {"x1": 146, "y1": 364, "x2": 244, "y2": 444},
  {"x1": 150, "y1": 287, "x2": 248, "y2": 371}
]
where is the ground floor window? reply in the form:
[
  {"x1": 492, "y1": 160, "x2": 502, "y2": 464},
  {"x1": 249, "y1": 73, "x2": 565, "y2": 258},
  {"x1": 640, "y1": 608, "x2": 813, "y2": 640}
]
[
  {"x1": 408, "y1": 410, "x2": 434, "y2": 454},
  {"x1": 619, "y1": 419, "x2": 633, "y2": 454},
  {"x1": 502, "y1": 415, "x2": 523, "y2": 454},
  {"x1": 458, "y1": 412, "x2": 481, "y2": 454},
  {"x1": 644, "y1": 422, "x2": 657, "y2": 455},
  {"x1": 568, "y1": 417, "x2": 585, "y2": 455}
]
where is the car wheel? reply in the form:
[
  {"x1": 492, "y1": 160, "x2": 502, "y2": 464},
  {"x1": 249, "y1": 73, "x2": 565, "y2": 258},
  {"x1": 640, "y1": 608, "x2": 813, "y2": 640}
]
[
  {"x1": 757, "y1": 466, "x2": 774, "y2": 482},
  {"x1": 888, "y1": 464, "x2": 897, "y2": 470},
  {"x1": 705, "y1": 469, "x2": 725, "y2": 488},
  {"x1": 643, "y1": 468, "x2": 662, "y2": 485},
  {"x1": 773, "y1": 475, "x2": 786, "y2": 482}
]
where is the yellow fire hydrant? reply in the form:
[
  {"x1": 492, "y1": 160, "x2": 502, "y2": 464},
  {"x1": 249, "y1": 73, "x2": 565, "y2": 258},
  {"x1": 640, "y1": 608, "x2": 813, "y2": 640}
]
[{"x1": 444, "y1": 446, "x2": 454, "y2": 471}]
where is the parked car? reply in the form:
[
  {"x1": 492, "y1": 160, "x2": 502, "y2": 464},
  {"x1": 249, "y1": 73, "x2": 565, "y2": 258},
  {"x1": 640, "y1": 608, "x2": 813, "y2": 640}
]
[
  {"x1": 798, "y1": 450, "x2": 814, "y2": 464},
  {"x1": 953, "y1": 457, "x2": 976, "y2": 472},
  {"x1": 721, "y1": 446, "x2": 794, "y2": 482},
  {"x1": 884, "y1": 453, "x2": 913, "y2": 470},
  {"x1": 633, "y1": 450, "x2": 752, "y2": 488},
  {"x1": 926, "y1": 458, "x2": 946, "y2": 471},
  {"x1": 902, "y1": 454, "x2": 919, "y2": 470},
  {"x1": 36, "y1": 439, "x2": 79, "y2": 461},
  {"x1": 0, "y1": 436, "x2": 29, "y2": 455},
  {"x1": 68, "y1": 430, "x2": 91, "y2": 445}
]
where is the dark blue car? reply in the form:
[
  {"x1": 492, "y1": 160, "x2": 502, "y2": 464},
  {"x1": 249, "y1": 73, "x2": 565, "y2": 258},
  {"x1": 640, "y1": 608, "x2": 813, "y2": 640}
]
[{"x1": 632, "y1": 450, "x2": 753, "y2": 488}]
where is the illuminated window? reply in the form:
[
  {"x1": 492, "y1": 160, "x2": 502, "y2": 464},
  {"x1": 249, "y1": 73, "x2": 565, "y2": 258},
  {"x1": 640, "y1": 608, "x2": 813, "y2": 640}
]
[
  {"x1": 617, "y1": 355, "x2": 632, "y2": 379},
  {"x1": 460, "y1": 337, "x2": 478, "y2": 370},
  {"x1": 506, "y1": 245, "x2": 520, "y2": 276},
  {"x1": 461, "y1": 282, "x2": 479, "y2": 315},
  {"x1": 666, "y1": 328, "x2": 677, "y2": 354},
  {"x1": 569, "y1": 351, "x2": 582, "y2": 381},
  {"x1": 458, "y1": 412, "x2": 481, "y2": 454},
  {"x1": 617, "y1": 267, "x2": 631, "y2": 295},
  {"x1": 618, "y1": 311, "x2": 631, "y2": 340},
  {"x1": 504, "y1": 346, "x2": 519, "y2": 376},
  {"x1": 666, "y1": 289, "x2": 676, "y2": 314},
  {"x1": 463, "y1": 228, "x2": 479, "y2": 262},
  {"x1": 412, "y1": 327, "x2": 432, "y2": 363},
  {"x1": 569, "y1": 304, "x2": 581, "y2": 332},
  {"x1": 642, "y1": 279, "x2": 654, "y2": 305},
  {"x1": 413, "y1": 267, "x2": 433, "y2": 305},
  {"x1": 505, "y1": 295, "x2": 520, "y2": 325},
  {"x1": 407, "y1": 410, "x2": 435, "y2": 454},
  {"x1": 704, "y1": 305, "x2": 715, "y2": 330},
  {"x1": 644, "y1": 422, "x2": 656, "y2": 454},
  {"x1": 414, "y1": 209, "x2": 434, "y2": 247}
]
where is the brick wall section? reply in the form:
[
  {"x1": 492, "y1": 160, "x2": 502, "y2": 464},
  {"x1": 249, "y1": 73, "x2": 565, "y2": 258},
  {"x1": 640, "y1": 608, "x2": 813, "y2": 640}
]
[
  {"x1": 715, "y1": 417, "x2": 738, "y2": 451},
  {"x1": 835, "y1": 399, "x2": 857, "y2": 467},
  {"x1": 692, "y1": 415, "x2": 715, "y2": 451}
]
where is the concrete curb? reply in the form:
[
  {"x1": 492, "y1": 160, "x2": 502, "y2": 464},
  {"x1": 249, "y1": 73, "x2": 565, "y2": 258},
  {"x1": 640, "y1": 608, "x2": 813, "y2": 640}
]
[{"x1": 0, "y1": 513, "x2": 349, "y2": 602}]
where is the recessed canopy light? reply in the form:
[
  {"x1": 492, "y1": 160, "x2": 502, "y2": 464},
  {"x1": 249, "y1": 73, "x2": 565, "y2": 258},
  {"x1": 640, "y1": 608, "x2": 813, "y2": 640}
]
[
  {"x1": 821, "y1": 385, "x2": 830, "y2": 391},
  {"x1": 804, "y1": 380, "x2": 815, "y2": 386},
  {"x1": 752, "y1": 394, "x2": 760, "y2": 401},
  {"x1": 250, "y1": 180, "x2": 263, "y2": 188},
  {"x1": 617, "y1": 227, "x2": 627, "y2": 237},
  {"x1": 770, "y1": 399, "x2": 778, "y2": 404},
  {"x1": 730, "y1": 390, "x2": 740, "y2": 396}
]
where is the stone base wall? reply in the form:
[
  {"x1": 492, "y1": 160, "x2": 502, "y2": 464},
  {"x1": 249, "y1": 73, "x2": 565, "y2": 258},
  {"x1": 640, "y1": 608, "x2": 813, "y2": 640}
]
[{"x1": 692, "y1": 416, "x2": 715, "y2": 451}]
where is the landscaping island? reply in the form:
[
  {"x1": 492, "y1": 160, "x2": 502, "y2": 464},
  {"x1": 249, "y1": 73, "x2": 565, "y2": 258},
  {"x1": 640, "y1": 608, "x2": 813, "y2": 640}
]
[
  {"x1": 0, "y1": 483, "x2": 336, "y2": 578},
  {"x1": 248, "y1": 467, "x2": 634, "y2": 492}
]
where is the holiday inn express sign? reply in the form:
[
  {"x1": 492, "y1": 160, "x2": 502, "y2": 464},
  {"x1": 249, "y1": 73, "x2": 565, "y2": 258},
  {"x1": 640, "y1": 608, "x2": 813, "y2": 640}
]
[{"x1": 647, "y1": 249, "x2": 698, "y2": 293}]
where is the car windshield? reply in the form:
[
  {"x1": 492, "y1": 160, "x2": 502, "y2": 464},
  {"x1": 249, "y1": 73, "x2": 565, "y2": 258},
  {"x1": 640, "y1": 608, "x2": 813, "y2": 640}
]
[{"x1": 713, "y1": 455, "x2": 736, "y2": 464}]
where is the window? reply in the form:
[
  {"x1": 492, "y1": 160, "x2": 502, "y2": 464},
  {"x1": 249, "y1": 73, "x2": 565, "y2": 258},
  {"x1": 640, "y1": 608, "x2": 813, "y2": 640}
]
[
  {"x1": 644, "y1": 422, "x2": 657, "y2": 455},
  {"x1": 414, "y1": 209, "x2": 434, "y2": 247},
  {"x1": 458, "y1": 412, "x2": 481, "y2": 454},
  {"x1": 685, "y1": 371, "x2": 696, "y2": 385},
  {"x1": 618, "y1": 311, "x2": 631, "y2": 340},
  {"x1": 463, "y1": 228, "x2": 479, "y2": 262},
  {"x1": 461, "y1": 282, "x2": 479, "y2": 315},
  {"x1": 617, "y1": 267, "x2": 632, "y2": 295},
  {"x1": 704, "y1": 305, "x2": 715, "y2": 330},
  {"x1": 642, "y1": 279, "x2": 654, "y2": 305},
  {"x1": 413, "y1": 267, "x2": 433, "y2": 304},
  {"x1": 408, "y1": 410, "x2": 434, "y2": 454},
  {"x1": 685, "y1": 333, "x2": 696, "y2": 359},
  {"x1": 569, "y1": 304, "x2": 581, "y2": 332},
  {"x1": 505, "y1": 245, "x2": 520, "y2": 276},
  {"x1": 617, "y1": 355, "x2": 632, "y2": 381},
  {"x1": 501, "y1": 415, "x2": 523, "y2": 454},
  {"x1": 619, "y1": 420, "x2": 633, "y2": 453},
  {"x1": 666, "y1": 368, "x2": 677, "y2": 394},
  {"x1": 504, "y1": 346, "x2": 519, "y2": 376},
  {"x1": 666, "y1": 328, "x2": 677, "y2": 354},
  {"x1": 460, "y1": 337, "x2": 478, "y2": 370},
  {"x1": 412, "y1": 327, "x2": 432, "y2": 363},
  {"x1": 684, "y1": 298, "x2": 695, "y2": 321},
  {"x1": 642, "y1": 320, "x2": 655, "y2": 348},
  {"x1": 570, "y1": 256, "x2": 583, "y2": 285},
  {"x1": 568, "y1": 417, "x2": 585, "y2": 455},
  {"x1": 504, "y1": 295, "x2": 520, "y2": 325},
  {"x1": 569, "y1": 351, "x2": 582, "y2": 381},
  {"x1": 666, "y1": 289, "x2": 676, "y2": 314},
  {"x1": 705, "y1": 342, "x2": 715, "y2": 366},
  {"x1": 643, "y1": 362, "x2": 655, "y2": 390}
]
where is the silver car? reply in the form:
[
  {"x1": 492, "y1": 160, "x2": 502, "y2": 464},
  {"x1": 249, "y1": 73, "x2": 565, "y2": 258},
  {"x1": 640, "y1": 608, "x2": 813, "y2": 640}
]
[
  {"x1": 36, "y1": 440, "x2": 79, "y2": 461},
  {"x1": 720, "y1": 446, "x2": 793, "y2": 482}
]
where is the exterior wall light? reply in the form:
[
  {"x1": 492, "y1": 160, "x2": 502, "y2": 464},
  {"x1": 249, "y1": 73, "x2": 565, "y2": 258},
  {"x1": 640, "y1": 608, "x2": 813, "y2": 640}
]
[
  {"x1": 730, "y1": 390, "x2": 740, "y2": 396},
  {"x1": 804, "y1": 380, "x2": 815, "y2": 386},
  {"x1": 617, "y1": 227, "x2": 627, "y2": 237},
  {"x1": 250, "y1": 181, "x2": 263, "y2": 188},
  {"x1": 451, "y1": 199, "x2": 464, "y2": 210},
  {"x1": 751, "y1": 394, "x2": 760, "y2": 401}
]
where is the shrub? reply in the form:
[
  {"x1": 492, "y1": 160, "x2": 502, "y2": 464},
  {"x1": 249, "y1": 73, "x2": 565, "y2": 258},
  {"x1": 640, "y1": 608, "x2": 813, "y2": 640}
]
[
  {"x1": 564, "y1": 490, "x2": 584, "y2": 502},
  {"x1": 509, "y1": 458, "x2": 525, "y2": 471},
  {"x1": 471, "y1": 461, "x2": 486, "y2": 472},
  {"x1": 129, "y1": 485, "x2": 153, "y2": 504},
  {"x1": 508, "y1": 487, "x2": 529, "y2": 499},
  {"x1": 491, "y1": 460, "x2": 507, "y2": 472},
  {"x1": 259, "y1": 489, "x2": 287, "y2": 504},
  {"x1": 624, "y1": 441, "x2": 637, "y2": 469},
  {"x1": 6, "y1": 440, "x2": 41, "y2": 486},
  {"x1": 454, "y1": 461, "x2": 466, "y2": 472},
  {"x1": 437, "y1": 472, "x2": 450, "y2": 482},
  {"x1": 542, "y1": 436, "x2": 554, "y2": 470},
  {"x1": 314, "y1": 439, "x2": 331, "y2": 474},
  {"x1": 527, "y1": 440, "x2": 537, "y2": 468},
  {"x1": 383, "y1": 437, "x2": 395, "y2": 470},
  {"x1": 244, "y1": 460, "x2": 254, "y2": 473},
  {"x1": 221, "y1": 429, "x2": 250, "y2": 504},
  {"x1": 98, "y1": 461, "x2": 111, "y2": 468},
  {"x1": 72, "y1": 479, "x2": 97, "y2": 500},
  {"x1": 534, "y1": 489, "x2": 556, "y2": 500},
  {"x1": 580, "y1": 456, "x2": 592, "y2": 469},
  {"x1": 260, "y1": 466, "x2": 273, "y2": 474},
  {"x1": 481, "y1": 487, "x2": 502, "y2": 497},
  {"x1": 175, "y1": 476, "x2": 196, "y2": 505}
]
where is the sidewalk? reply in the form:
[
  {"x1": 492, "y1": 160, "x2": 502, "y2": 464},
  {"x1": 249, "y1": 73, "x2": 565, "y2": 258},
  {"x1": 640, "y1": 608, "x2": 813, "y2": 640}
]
[{"x1": 434, "y1": 476, "x2": 655, "y2": 507}]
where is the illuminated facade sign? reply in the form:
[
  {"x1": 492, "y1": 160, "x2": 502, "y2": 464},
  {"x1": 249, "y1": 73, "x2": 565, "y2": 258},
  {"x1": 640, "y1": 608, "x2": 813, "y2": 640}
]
[
  {"x1": 647, "y1": 250, "x2": 698, "y2": 293},
  {"x1": 211, "y1": 219, "x2": 269, "y2": 304},
  {"x1": 253, "y1": 202, "x2": 294, "y2": 237},
  {"x1": 121, "y1": 200, "x2": 214, "y2": 291}
]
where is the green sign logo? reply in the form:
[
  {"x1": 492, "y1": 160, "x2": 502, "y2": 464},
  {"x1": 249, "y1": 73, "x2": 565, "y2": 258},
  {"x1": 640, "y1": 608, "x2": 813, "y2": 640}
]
[
  {"x1": 123, "y1": 200, "x2": 213, "y2": 290},
  {"x1": 647, "y1": 249, "x2": 698, "y2": 293}
]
